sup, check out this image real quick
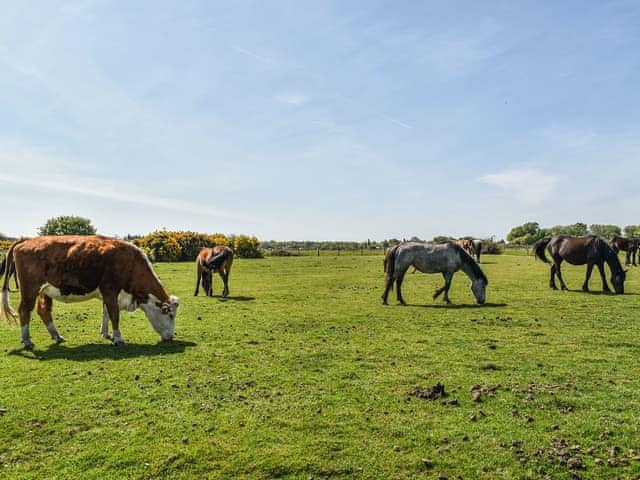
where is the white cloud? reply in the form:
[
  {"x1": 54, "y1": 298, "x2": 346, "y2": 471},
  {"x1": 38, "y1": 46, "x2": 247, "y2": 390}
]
[
  {"x1": 275, "y1": 92, "x2": 307, "y2": 105},
  {"x1": 480, "y1": 167, "x2": 558, "y2": 204}
]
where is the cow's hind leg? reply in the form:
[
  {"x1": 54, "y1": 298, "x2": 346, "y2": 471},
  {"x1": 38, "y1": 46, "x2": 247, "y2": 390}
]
[
  {"x1": 18, "y1": 291, "x2": 37, "y2": 350},
  {"x1": 37, "y1": 295, "x2": 65, "y2": 343}
]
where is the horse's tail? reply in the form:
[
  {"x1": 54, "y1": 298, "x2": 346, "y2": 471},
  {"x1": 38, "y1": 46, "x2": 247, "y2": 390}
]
[
  {"x1": 207, "y1": 247, "x2": 232, "y2": 272},
  {"x1": 0, "y1": 243, "x2": 18, "y2": 323},
  {"x1": 533, "y1": 238, "x2": 551, "y2": 263}
]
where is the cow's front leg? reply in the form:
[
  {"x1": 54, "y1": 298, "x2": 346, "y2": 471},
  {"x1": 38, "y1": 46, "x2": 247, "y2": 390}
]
[
  {"x1": 100, "y1": 304, "x2": 112, "y2": 340},
  {"x1": 103, "y1": 295, "x2": 125, "y2": 346}
]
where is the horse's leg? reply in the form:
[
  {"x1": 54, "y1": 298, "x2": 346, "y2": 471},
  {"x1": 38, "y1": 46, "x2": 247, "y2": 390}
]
[
  {"x1": 382, "y1": 272, "x2": 394, "y2": 305},
  {"x1": 582, "y1": 264, "x2": 594, "y2": 292},
  {"x1": 396, "y1": 270, "x2": 408, "y2": 305},
  {"x1": 596, "y1": 261, "x2": 611, "y2": 292},
  {"x1": 554, "y1": 260, "x2": 569, "y2": 291},
  {"x1": 204, "y1": 270, "x2": 213, "y2": 297},
  {"x1": 549, "y1": 264, "x2": 558, "y2": 290},
  {"x1": 219, "y1": 270, "x2": 229, "y2": 298},
  {"x1": 194, "y1": 265, "x2": 201, "y2": 296},
  {"x1": 435, "y1": 272, "x2": 454, "y2": 304}
]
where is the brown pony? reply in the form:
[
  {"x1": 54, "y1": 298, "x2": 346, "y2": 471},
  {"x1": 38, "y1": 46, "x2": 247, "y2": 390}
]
[
  {"x1": 455, "y1": 238, "x2": 474, "y2": 257},
  {"x1": 194, "y1": 246, "x2": 234, "y2": 297},
  {"x1": 609, "y1": 236, "x2": 640, "y2": 266}
]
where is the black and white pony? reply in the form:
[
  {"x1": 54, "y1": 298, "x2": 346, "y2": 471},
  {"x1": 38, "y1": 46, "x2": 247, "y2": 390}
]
[{"x1": 382, "y1": 242, "x2": 488, "y2": 305}]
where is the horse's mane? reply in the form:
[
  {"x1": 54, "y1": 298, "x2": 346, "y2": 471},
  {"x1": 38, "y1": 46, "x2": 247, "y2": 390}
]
[
  {"x1": 599, "y1": 237, "x2": 624, "y2": 273},
  {"x1": 451, "y1": 243, "x2": 488, "y2": 284}
]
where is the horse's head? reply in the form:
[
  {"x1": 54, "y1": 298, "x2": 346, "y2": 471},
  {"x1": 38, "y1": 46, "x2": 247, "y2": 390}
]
[
  {"x1": 470, "y1": 277, "x2": 487, "y2": 304},
  {"x1": 611, "y1": 269, "x2": 626, "y2": 294}
]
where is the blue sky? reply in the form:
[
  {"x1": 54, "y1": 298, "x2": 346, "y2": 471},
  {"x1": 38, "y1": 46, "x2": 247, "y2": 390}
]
[{"x1": 1, "y1": 1, "x2": 639, "y2": 241}]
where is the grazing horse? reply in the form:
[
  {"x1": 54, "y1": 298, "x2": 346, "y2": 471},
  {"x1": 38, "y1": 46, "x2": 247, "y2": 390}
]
[
  {"x1": 609, "y1": 236, "x2": 639, "y2": 266},
  {"x1": 194, "y1": 246, "x2": 234, "y2": 297},
  {"x1": 455, "y1": 238, "x2": 474, "y2": 256},
  {"x1": 382, "y1": 242, "x2": 487, "y2": 305},
  {"x1": 534, "y1": 235, "x2": 626, "y2": 294},
  {"x1": 471, "y1": 239, "x2": 482, "y2": 263}
]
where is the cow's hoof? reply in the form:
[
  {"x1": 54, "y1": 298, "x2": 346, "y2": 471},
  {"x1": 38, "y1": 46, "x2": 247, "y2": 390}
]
[
  {"x1": 113, "y1": 340, "x2": 125, "y2": 347},
  {"x1": 55, "y1": 336, "x2": 66, "y2": 344},
  {"x1": 101, "y1": 334, "x2": 112, "y2": 340},
  {"x1": 23, "y1": 342, "x2": 35, "y2": 351}
]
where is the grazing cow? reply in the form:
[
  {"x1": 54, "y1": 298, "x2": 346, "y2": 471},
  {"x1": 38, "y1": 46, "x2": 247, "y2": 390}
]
[
  {"x1": 194, "y1": 245, "x2": 234, "y2": 297},
  {"x1": 0, "y1": 235, "x2": 179, "y2": 350}
]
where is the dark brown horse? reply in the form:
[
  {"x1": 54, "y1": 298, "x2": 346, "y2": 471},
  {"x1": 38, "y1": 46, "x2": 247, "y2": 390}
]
[
  {"x1": 609, "y1": 236, "x2": 640, "y2": 266},
  {"x1": 534, "y1": 235, "x2": 626, "y2": 293},
  {"x1": 194, "y1": 246, "x2": 234, "y2": 297}
]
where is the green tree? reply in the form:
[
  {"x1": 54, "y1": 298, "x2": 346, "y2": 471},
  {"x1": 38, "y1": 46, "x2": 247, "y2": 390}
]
[
  {"x1": 38, "y1": 216, "x2": 97, "y2": 236},
  {"x1": 623, "y1": 225, "x2": 640, "y2": 237},
  {"x1": 589, "y1": 224, "x2": 621, "y2": 240},
  {"x1": 506, "y1": 222, "x2": 544, "y2": 245},
  {"x1": 543, "y1": 222, "x2": 588, "y2": 237}
]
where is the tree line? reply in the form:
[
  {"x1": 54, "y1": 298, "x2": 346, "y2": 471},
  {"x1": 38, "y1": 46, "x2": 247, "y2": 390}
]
[{"x1": 506, "y1": 222, "x2": 640, "y2": 245}]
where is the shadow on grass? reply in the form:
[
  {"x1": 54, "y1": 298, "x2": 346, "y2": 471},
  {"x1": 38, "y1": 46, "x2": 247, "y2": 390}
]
[
  {"x1": 218, "y1": 296, "x2": 255, "y2": 302},
  {"x1": 560, "y1": 289, "x2": 639, "y2": 296},
  {"x1": 401, "y1": 302, "x2": 507, "y2": 309},
  {"x1": 8, "y1": 339, "x2": 197, "y2": 361}
]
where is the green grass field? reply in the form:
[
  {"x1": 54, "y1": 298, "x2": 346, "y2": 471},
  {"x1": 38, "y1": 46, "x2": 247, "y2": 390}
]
[{"x1": 1, "y1": 253, "x2": 640, "y2": 479}]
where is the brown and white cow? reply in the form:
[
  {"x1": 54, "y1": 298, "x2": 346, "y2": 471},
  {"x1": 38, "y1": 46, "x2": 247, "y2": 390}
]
[
  {"x1": 194, "y1": 245, "x2": 234, "y2": 298},
  {"x1": 0, "y1": 235, "x2": 179, "y2": 349}
]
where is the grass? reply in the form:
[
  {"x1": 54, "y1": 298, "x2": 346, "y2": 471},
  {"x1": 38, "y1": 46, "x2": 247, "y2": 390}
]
[{"x1": 1, "y1": 253, "x2": 640, "y2": 479}]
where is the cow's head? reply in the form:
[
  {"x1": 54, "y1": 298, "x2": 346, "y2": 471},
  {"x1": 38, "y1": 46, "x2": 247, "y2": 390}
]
[{"x1": 140, "y1": 294, "x2": 179, "y2": 340}]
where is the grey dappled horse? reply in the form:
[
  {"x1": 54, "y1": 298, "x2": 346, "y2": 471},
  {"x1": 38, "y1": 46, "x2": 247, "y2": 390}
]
[
  {"x1": 534, "y1": 235, "x2": 626, "y2": 294},
  {"x1": 382, "y1": 242, "x2": 488, "y2": 305}
]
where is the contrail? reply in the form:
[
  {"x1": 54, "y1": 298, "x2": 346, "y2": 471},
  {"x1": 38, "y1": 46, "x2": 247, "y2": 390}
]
[{"x1": 234, "y1": 46, "x2": 271, "y2": 64}]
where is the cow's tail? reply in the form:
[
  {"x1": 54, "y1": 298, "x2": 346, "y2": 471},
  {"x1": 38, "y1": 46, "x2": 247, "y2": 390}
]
[
  {"x1": 0, "y1": 243, "x2": 18, "y2": 323},
  {"x1": 533, "y1": 237, "x2": 551, "y2": 263}
]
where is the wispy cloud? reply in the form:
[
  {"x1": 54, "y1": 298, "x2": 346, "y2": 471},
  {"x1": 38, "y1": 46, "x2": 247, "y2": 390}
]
[
  {"x1": 234, "y1": 46, "x2": 272, "y2": 64},
  {"x1": 275, "y1": 92, "x2": 308, "y2": 105},
  {"x1": 0, "y1": 172, "x2": 254, "y2": 221},
  {"x1": 374, "y1": 111, "x2": 412, "y2": 129},
  {"x1": 480, "y1": 167, "x2": 558, "y2": 204}
]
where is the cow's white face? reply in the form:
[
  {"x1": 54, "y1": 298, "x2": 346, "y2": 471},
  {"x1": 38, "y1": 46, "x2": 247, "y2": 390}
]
[{"x1": 140, "y1": 294, "x2": 179, "y2": 340}]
